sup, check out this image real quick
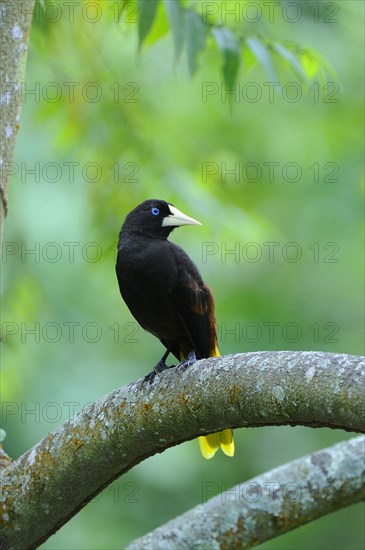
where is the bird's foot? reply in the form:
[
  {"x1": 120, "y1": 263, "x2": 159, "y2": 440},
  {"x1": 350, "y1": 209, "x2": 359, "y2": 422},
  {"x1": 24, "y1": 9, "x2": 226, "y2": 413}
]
[
  {"x1": 178, "y1": 350, "x2": 197, "y2": 371},
  {"x1": 143, "y1": 357, "x2": 172, "y2": 385}
]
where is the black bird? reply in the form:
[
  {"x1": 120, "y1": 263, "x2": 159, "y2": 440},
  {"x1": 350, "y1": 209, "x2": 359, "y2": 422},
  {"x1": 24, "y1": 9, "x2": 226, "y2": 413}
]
[{"x1": 116, "y1": 199, "x2": 234, "y2": 459}]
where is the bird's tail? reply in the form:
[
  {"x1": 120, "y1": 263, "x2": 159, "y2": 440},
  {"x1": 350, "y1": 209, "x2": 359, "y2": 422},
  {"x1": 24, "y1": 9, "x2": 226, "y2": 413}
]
[{"x1": 197, "y1": 345, "x2": 235, "y2": 459}]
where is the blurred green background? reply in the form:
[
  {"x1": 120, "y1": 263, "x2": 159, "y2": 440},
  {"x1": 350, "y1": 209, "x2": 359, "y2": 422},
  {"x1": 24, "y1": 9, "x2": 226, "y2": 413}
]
[{"x1": 1, "y1": 0, "x2": 364, "y2": 548}]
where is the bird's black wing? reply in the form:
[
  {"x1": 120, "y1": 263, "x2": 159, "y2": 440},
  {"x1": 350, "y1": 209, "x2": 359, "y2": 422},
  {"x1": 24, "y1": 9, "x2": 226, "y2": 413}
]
[{"x1": 168, "y1": 247, "x2": 217, "y2": 360}]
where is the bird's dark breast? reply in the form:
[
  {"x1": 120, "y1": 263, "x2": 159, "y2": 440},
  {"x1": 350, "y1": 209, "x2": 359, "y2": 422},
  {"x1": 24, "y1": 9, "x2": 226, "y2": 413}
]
[{"x1": 116, "y1": 240, "x2": 187, "y2": 344}]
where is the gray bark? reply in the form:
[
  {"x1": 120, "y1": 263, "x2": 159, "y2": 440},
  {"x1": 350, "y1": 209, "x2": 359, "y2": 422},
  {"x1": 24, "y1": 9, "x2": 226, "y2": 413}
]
[
  {"x1": 0, "y1": 0, "x2": 35, "y2": 242},
  {"x1": 0, "y1": 351, "x2": 364, "y2": 549},
  {"x1": 128, "y1": 436, "x2": 365, "y2": 549}
]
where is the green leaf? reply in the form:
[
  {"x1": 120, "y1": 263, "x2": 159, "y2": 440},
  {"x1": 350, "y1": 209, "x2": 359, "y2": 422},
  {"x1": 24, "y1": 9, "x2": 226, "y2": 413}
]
[
  {"x1": 185, "y1": 10, "x2": 207, "y2": 76},
  {"x1": 138, "y1": 0, "x2": 159, "y2": 48},
  {"x1": 300, "y1": 47, "x2": 336, "y2": 82},
  {"x1": 300, "y1": 50, "x2": 320, "y2": 79},
  {"x1": 163, "y1": 0, "x2": 185, "y2": 62},
  {"x1": 273, "y1": 43, "x2": 307, "y2": 81},
  {"x1": 212, "y1": 27, "x2": 240, "y2": 90},
  {"x1": 246, "y1": 36, "x2": 278, "y2": 82},
  {"x1": 145, "y1": 1, "x2": 169, "y2": 46},
  {"x1": 242, "y1": 43, "x2": 257, "y2": 74}
]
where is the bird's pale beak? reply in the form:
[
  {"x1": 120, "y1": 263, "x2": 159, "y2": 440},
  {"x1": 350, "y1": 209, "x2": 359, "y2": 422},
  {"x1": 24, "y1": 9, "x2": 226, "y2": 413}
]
[{"x1": 162, "y1": 205, "x2": 202, "y2": 228}]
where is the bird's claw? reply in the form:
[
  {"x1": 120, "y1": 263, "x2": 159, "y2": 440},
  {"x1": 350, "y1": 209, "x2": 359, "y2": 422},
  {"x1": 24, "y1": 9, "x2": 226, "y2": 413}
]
[
  {"x1": 178, "y1": 350, "x2": 197, "y2": 371},
  {"x1": 143, "y1": 359, "x2": 170, "y2": 385},
  {"x1": 142, "y1": 350, "x2": 196, "y2": 384},
  {"x1": 143, "y1": 370, "x2": 157, "y2": 384}
]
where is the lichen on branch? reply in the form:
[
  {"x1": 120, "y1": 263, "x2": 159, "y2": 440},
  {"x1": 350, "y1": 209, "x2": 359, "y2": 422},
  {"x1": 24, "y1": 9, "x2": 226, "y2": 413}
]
[
  {"x1": 127, "y1": 436, "x2": 365, "y2": 549},
  {"x1": 0, "y1": 351, "x2": 364, "y2": 549}
]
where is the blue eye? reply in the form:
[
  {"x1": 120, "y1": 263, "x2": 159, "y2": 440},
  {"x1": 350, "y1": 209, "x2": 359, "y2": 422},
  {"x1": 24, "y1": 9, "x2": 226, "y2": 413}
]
[{"x1": 151, "y1": 207, "x2": 160, "y2": 216}]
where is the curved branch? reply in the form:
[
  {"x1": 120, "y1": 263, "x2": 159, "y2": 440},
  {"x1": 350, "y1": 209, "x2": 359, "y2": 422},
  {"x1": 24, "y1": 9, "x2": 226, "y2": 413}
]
[
  {"x1": 0, "y1": 351, "x2": 364, "y2": 549},
  {"x1": 127, "y1": 436, "x2": 365, "y2": 549}
]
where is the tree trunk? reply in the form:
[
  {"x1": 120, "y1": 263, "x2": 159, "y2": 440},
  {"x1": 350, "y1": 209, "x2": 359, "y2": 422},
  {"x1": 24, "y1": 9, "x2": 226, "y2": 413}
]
[{"x1": 0, "y1": 0, "x2": 36, "y2": 243}]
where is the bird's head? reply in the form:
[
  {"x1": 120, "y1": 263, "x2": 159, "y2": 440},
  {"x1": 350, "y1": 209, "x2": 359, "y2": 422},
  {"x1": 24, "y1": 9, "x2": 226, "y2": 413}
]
[{"x1": 121, "y1": 199, "x2": 201, "y2": 239}]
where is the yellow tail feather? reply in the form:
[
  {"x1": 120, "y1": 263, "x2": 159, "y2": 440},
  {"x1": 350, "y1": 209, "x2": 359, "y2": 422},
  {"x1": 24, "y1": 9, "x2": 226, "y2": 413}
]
[
  {"x1": 181, "y1": 347, "x2": 235, "y2": 459},
  {"x1": 199, "y1": 429, "x2": 234, "y2": 459},
  {"x1": 218, "y1": 428, "x2": 235, "y2": 457},
  {"x1": 199, "y1": 433, "x2": 220, "y2": 459}
]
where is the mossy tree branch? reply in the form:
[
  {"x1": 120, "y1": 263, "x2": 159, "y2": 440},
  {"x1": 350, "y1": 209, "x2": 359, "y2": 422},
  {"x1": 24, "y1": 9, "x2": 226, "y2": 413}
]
[
  {"x1": 128, "y1": 436, "x2": 365, "y2": 549},
  {"x1": 0, "y1": 351, "x2": 364, "y2": 549}
]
